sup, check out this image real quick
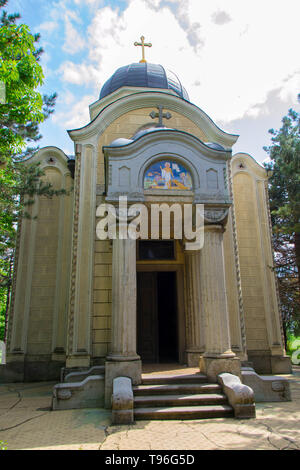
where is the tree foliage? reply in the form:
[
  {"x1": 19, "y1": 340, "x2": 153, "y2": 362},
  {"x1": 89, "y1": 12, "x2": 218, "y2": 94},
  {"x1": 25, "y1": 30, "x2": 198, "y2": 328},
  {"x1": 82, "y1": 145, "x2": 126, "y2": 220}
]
[
  {"x1": 264, "y1": 104, "x2": 300, "y2": 339},
  {"x1": 0, "y1": 0, "x2": 64, "y2": 339}
]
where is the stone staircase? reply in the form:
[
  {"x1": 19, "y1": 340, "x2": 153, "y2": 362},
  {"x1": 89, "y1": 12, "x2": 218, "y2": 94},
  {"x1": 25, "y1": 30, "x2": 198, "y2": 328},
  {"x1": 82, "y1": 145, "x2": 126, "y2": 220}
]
[{"x1": 133, "y1": 373, "x2": 233, "y2": 420}]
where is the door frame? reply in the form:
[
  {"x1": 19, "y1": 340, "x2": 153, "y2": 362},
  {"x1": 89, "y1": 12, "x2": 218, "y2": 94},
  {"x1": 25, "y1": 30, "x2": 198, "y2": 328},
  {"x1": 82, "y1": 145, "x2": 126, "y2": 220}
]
[{"x1": 136, "y1": 264, "x2": 186, "y2": 364}]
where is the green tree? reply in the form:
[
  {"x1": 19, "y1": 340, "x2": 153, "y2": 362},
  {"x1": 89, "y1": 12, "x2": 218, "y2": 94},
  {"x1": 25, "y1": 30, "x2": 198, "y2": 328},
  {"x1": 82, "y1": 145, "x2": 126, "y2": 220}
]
[
  {"x1": 264, "y1": 104, "x2": 300, "y2": 342},
  {"x1": 0, "y1": 0, "x2": 63, "y2": 340}
]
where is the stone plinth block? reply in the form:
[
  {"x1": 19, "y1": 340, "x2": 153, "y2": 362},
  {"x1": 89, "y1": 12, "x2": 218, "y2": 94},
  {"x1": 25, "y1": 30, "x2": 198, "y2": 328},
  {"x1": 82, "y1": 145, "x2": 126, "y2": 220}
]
[
  {"x1": 105, "y1": 359, "x2": 142, "y2": 408},
  {"x1": 112, "y1": 377, "x2": 134, "y2": 424},
  {"x1": 200, "y1": 356, "x2": 241, "y2": 383},
  {"x1": 271, "y1": 355, "x2": 292, "y2": 374},
  {"x1": 186, "y1": 351, "x2": 203, "y2": 368}
]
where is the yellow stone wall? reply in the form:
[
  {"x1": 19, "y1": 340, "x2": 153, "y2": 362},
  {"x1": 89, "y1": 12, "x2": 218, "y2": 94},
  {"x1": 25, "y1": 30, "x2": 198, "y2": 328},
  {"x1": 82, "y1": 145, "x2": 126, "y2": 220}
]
[
  {"x1": 232, "y1": 158, "x2": 283, "y2": 356},
  {"x1": 234, "y1": 172, "x2": 269, "y2": 350},
  {"x1": 27, "y1": 168, "x2": 61, "y2": 355},
  {"x1": 29, "y1": 167, "x2": 73, "y2": 357},
  {"x1": 8, "y1": 157, "x2": 73, "y2": 362}
]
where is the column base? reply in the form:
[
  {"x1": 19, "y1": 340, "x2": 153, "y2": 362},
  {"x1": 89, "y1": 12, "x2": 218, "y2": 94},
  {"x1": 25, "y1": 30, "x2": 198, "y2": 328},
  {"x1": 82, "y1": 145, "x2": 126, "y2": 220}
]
[
  {"x1": 186, "y1": 350, "x2": 204, "y2": 367},
  {"x1": 200, "y1": 355, "x2": 241, "y2": 383},
  {"x1": 105, "y1": 359, "x2": 142, "y2": 408},
  {"x1": 247, "y1": 351, "x2": 292, "y2": 374},
  {"x1": 271, "y1": 355, "x2": 292, "y2": 374},
  {"x1": 66, "y1": 355, "x2": 91, "y2": 369}
]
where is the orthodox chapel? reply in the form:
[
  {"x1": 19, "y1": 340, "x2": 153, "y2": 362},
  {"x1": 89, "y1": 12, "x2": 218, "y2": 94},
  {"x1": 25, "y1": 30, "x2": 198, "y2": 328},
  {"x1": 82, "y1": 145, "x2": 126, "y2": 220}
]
[{"x1": 0, "y1": 38, "x2": 291, "y2": 417}]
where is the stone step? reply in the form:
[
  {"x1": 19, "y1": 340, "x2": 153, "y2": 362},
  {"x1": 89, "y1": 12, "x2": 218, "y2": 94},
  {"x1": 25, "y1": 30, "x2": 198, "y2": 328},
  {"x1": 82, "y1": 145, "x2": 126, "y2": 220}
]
[
  {"x1": 134, "y1": 393, "x2": 228, "y2": 408},
  {"x1": 134, "y1": 404, "x2": 233, "y2": 420},
  {"x1": 141, "y1": 374, "x2": 207, "y2": 385},
  {"x1": 133, "y1": 383, "x2": 222, "y2": 396}
]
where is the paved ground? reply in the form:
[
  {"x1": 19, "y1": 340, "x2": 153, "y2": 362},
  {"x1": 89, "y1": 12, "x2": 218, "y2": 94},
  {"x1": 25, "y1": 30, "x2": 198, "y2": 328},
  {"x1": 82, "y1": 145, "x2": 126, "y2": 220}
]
[{"x1": 0, "y1": 366, "x2": 299, "y2": 450}]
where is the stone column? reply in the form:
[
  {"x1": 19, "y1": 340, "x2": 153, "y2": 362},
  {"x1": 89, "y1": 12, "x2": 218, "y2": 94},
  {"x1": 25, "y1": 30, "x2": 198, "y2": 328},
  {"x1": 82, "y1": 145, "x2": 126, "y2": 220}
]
[
  {"x1": 185, "y1": 250, "x2": 205, "y2": 366},
  {"x1": 199, "y1": 225, "x2": 241, "y2": 381},
  {"x1": 105, "y1": 236, "x2": 141, "y2": 407}
]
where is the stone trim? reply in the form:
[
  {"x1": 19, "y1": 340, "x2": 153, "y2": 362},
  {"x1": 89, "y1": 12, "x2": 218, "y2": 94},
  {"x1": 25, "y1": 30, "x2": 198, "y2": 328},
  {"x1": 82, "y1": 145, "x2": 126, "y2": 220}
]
[
  {"x1": 69, "y1": 91, "x2": 238, "y2": 149},
  {"x1": 228, "y1": 160, "x2": 247, "y2": 356},
  {"x1": 67, "y1": 146, "x2": 82, "y2": 356}
]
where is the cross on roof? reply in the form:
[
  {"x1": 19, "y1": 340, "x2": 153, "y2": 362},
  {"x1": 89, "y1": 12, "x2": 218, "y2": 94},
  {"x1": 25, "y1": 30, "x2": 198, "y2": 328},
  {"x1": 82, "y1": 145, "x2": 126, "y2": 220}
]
[
  {"x1": 149, "y1": 105, "x2": 172, "y2": 126},
  {"x1": 134, "y1": 35, "x2": 152, "y2": 63}
]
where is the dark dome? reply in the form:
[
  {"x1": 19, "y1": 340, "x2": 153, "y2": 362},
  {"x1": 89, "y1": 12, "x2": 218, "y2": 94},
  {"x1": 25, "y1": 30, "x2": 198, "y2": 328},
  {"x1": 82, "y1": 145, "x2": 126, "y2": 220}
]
[{"x1": 100, "y1": 63, "x2": 189, "y2": 100}]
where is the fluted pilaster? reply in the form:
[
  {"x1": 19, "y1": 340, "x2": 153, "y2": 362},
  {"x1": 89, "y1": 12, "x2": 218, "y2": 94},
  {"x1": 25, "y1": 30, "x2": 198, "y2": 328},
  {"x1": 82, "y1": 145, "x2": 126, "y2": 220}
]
[
  {"x1": 107, "y1": 237, "x2": 140, "y2": 361},
  {"x1": 201, "y1": 225, "x2": 234, "y2": 358},
  {"x1": 185, "y1": 250, "x2": 204, "y2": 365}
]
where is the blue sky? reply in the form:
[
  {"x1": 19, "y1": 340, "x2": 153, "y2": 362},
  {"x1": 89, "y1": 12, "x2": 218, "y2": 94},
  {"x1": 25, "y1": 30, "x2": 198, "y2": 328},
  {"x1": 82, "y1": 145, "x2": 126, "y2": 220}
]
[{"x1": 5, "y1": 0, "x2": 300, "y2": 162}]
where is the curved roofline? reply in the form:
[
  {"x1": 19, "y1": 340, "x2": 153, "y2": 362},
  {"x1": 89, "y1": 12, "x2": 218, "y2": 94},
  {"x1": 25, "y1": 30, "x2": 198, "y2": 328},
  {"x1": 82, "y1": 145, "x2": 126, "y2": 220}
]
[
  {"x1": 103, "y1": 128, "x2": 231, "y2": 162},
  {"x1": 233, "y1": 152, "x2": 265, "y2": 168},
  {"x1": 232, "y1": 152, "x2": 268, "y2": 178},
  {"x1": 68, "y1": 90, "x2": 239, "y2": 149},
  {"x1": 104, "y1": 127, "x2": 231, "y2": 154},
  {"x1": 24, "y1": 146, "x2": 69, "y2": 163}
]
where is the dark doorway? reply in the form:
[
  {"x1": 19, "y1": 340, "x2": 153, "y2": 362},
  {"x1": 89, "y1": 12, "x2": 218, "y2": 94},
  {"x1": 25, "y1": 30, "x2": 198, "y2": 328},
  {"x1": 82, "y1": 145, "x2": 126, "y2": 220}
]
[{"x1": 137, "y1": 271, "x2": 178, "y2": 363}]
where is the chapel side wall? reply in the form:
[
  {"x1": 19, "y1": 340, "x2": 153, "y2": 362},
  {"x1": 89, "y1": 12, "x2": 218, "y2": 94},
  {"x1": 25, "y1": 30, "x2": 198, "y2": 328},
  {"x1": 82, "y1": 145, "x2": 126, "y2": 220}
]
[
  {"x1": 91, "y1": 107, "x2": 207, "y2": 363},
  {"x1": 26, "y1": 168, "x2": 62, "y2": 359},
  {"x1": 5, "y1": 156, "x2": 74, "y2": 382},
  {"x1": 27, "y1": 166, "x2": 73, "y2": 379},
  {"x1": 232, "y1": 154, "x2": 288, "y2": 374}
]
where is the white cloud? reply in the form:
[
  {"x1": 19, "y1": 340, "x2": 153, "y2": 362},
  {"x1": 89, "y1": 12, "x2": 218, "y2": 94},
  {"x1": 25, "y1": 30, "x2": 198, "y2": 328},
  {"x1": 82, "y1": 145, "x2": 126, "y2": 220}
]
[
  {"x1": 57, "y1": 0, "x2": 300, "y2": 125},
  {"x1": 38, "y1": 21, "x2": 59, "y2": 33},
  {"x1": 53, "y1": 94, "x2": 95, "y2": 129},
  {"x1": 62, "y1": 17, "x2": 86, "y2": 54},
  {"x1": 59, "y1": 61, "x2": 100, "y2": 85}
]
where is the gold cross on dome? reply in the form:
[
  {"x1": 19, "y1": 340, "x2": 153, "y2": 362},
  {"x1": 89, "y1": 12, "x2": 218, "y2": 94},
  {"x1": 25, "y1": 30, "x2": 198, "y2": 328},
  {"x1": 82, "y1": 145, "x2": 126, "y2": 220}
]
[{"x1": 134, "y1": 35, "x2": 152, "y2": 63}]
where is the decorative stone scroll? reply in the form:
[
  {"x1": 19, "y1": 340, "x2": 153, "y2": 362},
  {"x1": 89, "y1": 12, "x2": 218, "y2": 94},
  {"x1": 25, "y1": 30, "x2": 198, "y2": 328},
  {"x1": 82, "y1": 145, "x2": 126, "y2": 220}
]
[{"x1": 204, "y1": 209, "x2": 229, "y2": 224}]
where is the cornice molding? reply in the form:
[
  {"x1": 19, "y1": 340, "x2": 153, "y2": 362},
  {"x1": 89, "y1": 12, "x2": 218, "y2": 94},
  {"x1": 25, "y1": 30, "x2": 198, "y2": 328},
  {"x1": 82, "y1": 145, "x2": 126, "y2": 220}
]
[
  {"x1": 24, "y1": 146, "x2": 70, "y2": 176},
  {"x1": 103, "y1": 128, "x2": 231, "y2": 162},
  {"x1": 68, "y1": 91, "x2": 239, "y2": 149}
]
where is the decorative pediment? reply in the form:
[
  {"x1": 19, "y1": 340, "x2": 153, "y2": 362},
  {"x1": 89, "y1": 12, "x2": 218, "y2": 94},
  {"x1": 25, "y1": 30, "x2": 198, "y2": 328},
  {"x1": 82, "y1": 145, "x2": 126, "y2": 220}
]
[
  {"x1": 69, "y1": 91, "x2": 239, "y2": 150},
  {"x1": 103, "y1": 129, "x2": 232, "y2": 206}
]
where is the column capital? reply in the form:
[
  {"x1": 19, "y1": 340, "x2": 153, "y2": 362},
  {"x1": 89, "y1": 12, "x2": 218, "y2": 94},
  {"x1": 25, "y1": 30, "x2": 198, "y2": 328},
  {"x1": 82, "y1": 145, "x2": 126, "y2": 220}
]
[{"x1": 204, "y1": 208, "x2": 229, "y2": 226}]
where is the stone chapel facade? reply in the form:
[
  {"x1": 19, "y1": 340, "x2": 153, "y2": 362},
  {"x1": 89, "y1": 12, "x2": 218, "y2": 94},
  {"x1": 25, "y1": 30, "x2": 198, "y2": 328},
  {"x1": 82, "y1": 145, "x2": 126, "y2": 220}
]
[{"x1": 0, "y1": 61, "x2": 291, "y2": 386}]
